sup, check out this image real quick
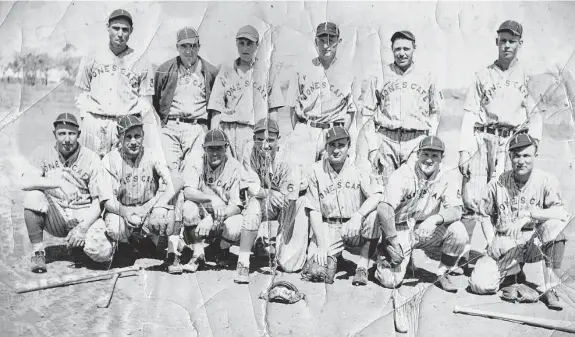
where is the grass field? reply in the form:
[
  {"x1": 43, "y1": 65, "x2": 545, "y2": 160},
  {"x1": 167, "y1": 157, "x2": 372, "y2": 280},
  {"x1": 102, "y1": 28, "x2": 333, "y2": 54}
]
[{"x1": 0, "y1": 82, "x2": 574, "y2": 337}]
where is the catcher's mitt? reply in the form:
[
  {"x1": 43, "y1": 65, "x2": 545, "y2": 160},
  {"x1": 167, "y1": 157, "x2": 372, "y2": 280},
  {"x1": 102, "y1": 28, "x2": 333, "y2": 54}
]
[
  {"x1": 500, "y1": 283, "x2": 539, "y2": 303},
  {"x1": 259, "y1": 281, "x2": 306, "y2": 304},
  {"x1": 301, "y1": 256, "x2": 337, "y2": 284},
  {"x1": 377, "y1": 240, "x2": 405, "y2": 269}
]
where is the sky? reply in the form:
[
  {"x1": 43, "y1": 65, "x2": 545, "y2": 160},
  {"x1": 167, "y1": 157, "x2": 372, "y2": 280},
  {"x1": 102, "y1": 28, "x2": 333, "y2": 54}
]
[{"x1": 1, "y1": 1, "x2": 575, "y2": 89}]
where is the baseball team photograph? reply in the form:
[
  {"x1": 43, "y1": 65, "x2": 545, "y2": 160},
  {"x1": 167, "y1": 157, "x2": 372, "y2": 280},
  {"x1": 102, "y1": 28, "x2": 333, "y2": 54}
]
[{"x1": 1, "y1": 1, "x2": 575, "y2": 336}]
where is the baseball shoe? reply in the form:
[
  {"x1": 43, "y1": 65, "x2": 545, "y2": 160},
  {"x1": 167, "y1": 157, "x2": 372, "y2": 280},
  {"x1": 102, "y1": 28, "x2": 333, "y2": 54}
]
[
  {"x1": 436, "y1": 274, "x2": 458, "y2": 293},
  {"x1": 234, "y1": 262, "x2": 250, "y2": 284},
  {"x1": 352, "y1": 267, "x2": 369, "y2": 286},
  {"x1": 182, "y1": 254, "x2": 205, "y2": 273},
  {"x1": 167, "y1": 253, "x2": 183, "y2": 275},
  {"x1": 500, "y1": 269, "x2": 527, "y2": 288},
  {"x1": 31, "y1": 251, "x2": 47, "y2": 273},
  {"x1": 541, "y1": 289, "x2": 563, "y2": 311}
]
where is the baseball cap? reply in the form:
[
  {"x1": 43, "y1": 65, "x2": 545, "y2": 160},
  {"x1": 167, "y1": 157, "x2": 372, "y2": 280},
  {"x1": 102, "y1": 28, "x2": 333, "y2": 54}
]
[
  {"x1": 53, "y1": 113, "x2": 79, "y2": 129},
  {"x1": 109, "y1": 9, "x2": 133, "y2": 26},
  {"x1": 418, "y1": 136, "x2": 445, "y2": 152},
  {"x1": 508, "y1": 133, "x2": 536, "y2": 151},
  {"x1": 325, "y1": 126, "x2": 350, "y2": 144},
  {"x1": 204, "y1": 130, "x2": 229, "y2": 147},
  {"x1": 236, "y1": 25, "x2": 259, "y2": 42},
  {"x1": 177, "y1": 27, "x2": 199, "y2": 45},
  {"x1": 497, "y1": 20, "x2": 523, "y2": 37},
  {"x1": 117, "y1": 115, "x2": 143, "y2": 134},
  {"x1": 316, "y1": 22, "x2": 340, "y2": 37},
  {"x1": 391, "y1": 30, "x2": 416, "y2": 43},
  {"x1": 253, "y1": 118, "x2": 279, "y2": 134}
]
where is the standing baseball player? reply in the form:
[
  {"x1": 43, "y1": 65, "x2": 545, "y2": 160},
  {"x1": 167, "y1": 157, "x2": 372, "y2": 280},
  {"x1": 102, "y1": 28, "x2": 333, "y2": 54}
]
[
  {"x1": 19, "y1": 113, "x2": 116, "y2": 273},
  {"x1": 458, "y1": 20, "x2": 543, "y2": 266},
  {"x1": 355, "y1": 30, "x2": 443, "y2": 187},
  {"x1": 287, "y1": 22, "x2": 357, "y2": 167},
  {"x1": 375, "y1": 136, "x2": 468, "y2": 333},
  {"x1": 165, "y1": 130, "x2": 244, "y2": 274},
  {"x1": 468, "y1": 134, "x2": 569, "y2": 311},
  {"x1": 208, "y1": 25, "x2": 284, "y2": 159},
  {"x1": 75, "y1": 9, "x2": 158, "y2": 158},
  {"x1": 302, "y1": 127, "x2": 382, "y2": 286},
  {"x1": 99, "y1": 115, "x2": 177, "y2": 252},
  {"x1": 153, "y1": 26, "x2": 219, "y2": 173},
  {"x1": 238, "y1": 118, "x2": 308, "y2": 283}
]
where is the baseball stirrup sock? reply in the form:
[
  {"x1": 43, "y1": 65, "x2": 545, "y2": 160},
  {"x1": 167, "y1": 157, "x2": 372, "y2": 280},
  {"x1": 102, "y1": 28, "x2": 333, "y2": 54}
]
[{"x1": 24, "y1": 209, "x2": 45, "y2": 243}]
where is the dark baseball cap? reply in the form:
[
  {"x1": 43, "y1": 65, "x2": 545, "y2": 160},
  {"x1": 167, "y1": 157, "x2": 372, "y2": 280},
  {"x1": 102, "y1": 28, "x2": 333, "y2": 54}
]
[
  {"x1": 236, "y1": 25, "x2": 259, "y2": 42},
  {"x1": 177, "y1": 27, "x2": 199, "y2": 45},
  {"x1": 117, "y1": 115, "x2": 143, "y2": 134},
  {"x1": 497, "y1": 20, "x2": 523, "y2": 37},
  {"x1": 109, "y1": 9, "x2": 133, "y2": 26},
  {"x1": 508, "y1": 133, "x2": 536, "y2": 151},
  {"x1": 418, "y1": 136, "x2": 445, "y2": 152},
  {"x1": 253, "y1": 118, "x2": 279, "y2": 134},
  {"x1": 53, "y1": 112, "x2": 79, "y2": 129},
  {"x1": 391, "y1": 30, "x2": 416, "y2": 43},
  {"x1": 204, "y1": 130, "x2": 229, "y2": 147},
  {"x1": 316, "y1": 22, "x2": 340, "y2": 37},
  {"x1": 325, "y1": 126, "x2": 350, "y2": 144}
]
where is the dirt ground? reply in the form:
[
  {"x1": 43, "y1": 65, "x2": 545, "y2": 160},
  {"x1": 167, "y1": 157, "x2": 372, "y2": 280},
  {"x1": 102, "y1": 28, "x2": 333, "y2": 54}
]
[{"x1": 1, "y1": 82, "x2": 574, "y2": 337}]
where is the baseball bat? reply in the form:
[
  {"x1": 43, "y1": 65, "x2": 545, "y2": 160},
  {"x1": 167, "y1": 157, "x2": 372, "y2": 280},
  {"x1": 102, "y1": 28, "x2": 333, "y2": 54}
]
[
  {"x1": 96, "y1": 272, "x2": 121, "y2": 308},
  {"x1": 453, "y1": 306, "x2": 575, "y2": 333},
  {"x1": 15, "y1": 265, "x2": 142, "y2": 294}
]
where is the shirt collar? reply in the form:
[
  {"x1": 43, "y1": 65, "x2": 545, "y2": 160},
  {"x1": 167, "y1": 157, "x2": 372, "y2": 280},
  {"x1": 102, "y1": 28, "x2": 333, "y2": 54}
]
[
  {"x1": 391, "y1": 61, "x2": 414, "y2": 75},
  {"x1": 494, "y1": 57, "x2": 520, "y2": 72},
  {"x1": 413, "y1": 161, "x2": 441, "y2": 182},
  {"x1": 178, "y1": 56, "x2": 203, "y2": 75},
  {"x1": 234, "y1": 57, "x2": 257, "y2": 73},
  {"x1": 323, "y1": 155, "x2": 351, "y2": 178},
  {"x1": 313, "y1": 56, "x2": 338, "y2": 69},
  {"x1": 121, "y1": 147, "x2": 144, "y2": 165},
  {"x1": 56, "y1": 143, "x2": 82, "y2": 168}
]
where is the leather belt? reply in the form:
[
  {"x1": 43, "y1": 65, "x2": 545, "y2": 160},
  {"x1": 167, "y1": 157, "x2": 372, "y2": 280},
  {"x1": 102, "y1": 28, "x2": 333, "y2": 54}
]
[
  {"x1": 298, "y1": 116, "x2": 345, "y2": 129},
  {"x1": 167, "y1": 116, "x2": 208, "y2": 125},
  {"x1": 474, "y1": 125, "x2": 523, "y2": 138},
  {"x1": 377, "y1": 127, "x2": 428, "y2": 138},
  {"x1": 323, "y1": 217, "x2": 351, "y2": 224}
]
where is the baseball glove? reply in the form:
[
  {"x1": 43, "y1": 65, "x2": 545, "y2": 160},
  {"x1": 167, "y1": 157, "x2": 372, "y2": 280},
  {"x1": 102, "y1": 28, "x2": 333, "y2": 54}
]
[
  {"x1": 377, "y1": 240, "x2": 405, "y2": 269},
  {"x1": 301, "y1": 256, "x2": 337, "y2": 284},
  {"x1": 259, "y1": 281, "x2": 306, "y2": 304},
  {"x1": 500, "y1": 283, "x2": 540, "y2": 303}
]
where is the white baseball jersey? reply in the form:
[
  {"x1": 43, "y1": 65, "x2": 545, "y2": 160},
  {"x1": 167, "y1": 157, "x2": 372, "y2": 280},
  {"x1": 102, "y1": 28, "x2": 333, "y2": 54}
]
[
  {"x1": 169, "y1": 59, "x2": 208, "y2": 119},
  {"x1": 288, "y1": 57, "x2": 358, "y2": 124},
  {"x1": 101, "y1": 148, "x2": 170, "y2": 206},
  {"x1": 460, "y1": 59, "x2": 543, "y2": 152},
  {"x1": 306, "y1": 157, "x2": 382, "y2": 218},
  {"x1": 363, "y1": 63, "x2": 442, "y2": 131},
  {"x1": 208, "y1": 58, "x2": 284, "y2": 126},
  {"x1": 479, "y1": 169, "x2": 566, "y2": 231},
  {"x1": 384, "y1": 163, "x2": 463, "y2": 224},
  {"x1": 75, "y1": 47, "x2": 155, "y2": 116}
]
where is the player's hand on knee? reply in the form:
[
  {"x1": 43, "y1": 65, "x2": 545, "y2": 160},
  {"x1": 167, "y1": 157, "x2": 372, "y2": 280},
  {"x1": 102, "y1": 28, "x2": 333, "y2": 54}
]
[
  {"x1": 315, "y1": 249, "x2": 328, "y2": 267},
  {"x1": 415, "y1": 216, "x2": 438, "y2": 239},
  {"x1": 66, "y1": 226, "x2": 87, "y2": 248},
  {"x1": 458, "y1": 151, "x2": 471, "y2": 178},
  {"x1": 210, "y1": 197, "x2": 227, "y2": 223},
  {"x1": 195, "y1": 215, "x2": 215, "y2": 237},
  {"x1": 506, "y1": 218, "x2": 528, "y2": 239},
  {"x1": 344, "y1": 213, "x2": 362, "y2": 239}
]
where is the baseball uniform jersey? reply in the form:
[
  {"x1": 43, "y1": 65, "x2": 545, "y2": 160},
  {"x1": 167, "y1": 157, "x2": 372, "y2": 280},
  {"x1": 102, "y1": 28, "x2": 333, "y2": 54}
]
[{"x1": 169, "y1": 59, "x2": 208, "y2": 119}]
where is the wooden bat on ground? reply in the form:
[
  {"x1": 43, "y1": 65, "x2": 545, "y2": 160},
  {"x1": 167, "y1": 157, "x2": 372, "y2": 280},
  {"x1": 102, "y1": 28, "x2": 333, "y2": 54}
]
[
  {"x1": 96, "y1": 272, "x2": 121, "y2": 308},
  {"x1": 454, "y1": 306, "x2": 575, "y2": 334},
  {"x1": 15, "y1": 265, "x2": 142, "y2": 294}
]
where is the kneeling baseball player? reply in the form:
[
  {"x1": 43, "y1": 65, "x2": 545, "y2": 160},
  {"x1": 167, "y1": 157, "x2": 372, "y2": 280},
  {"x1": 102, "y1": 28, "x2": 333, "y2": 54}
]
[
  {"x1": 166, "y1": 130, "x2": 244, "y2": 274},
  {"x1": 100, "y1": 115, "x2": 176, "y2": 255},
  {"x1": 468, "y1": 134, "x2": 570, "y2": 311},
  {"x1": 375, "y1": 136, "x2": 468, "y2": 333},
  {"x1": 302, "y1": 127, "x2": 382, "y2": 286},
  {"x1": 20, "y1": 113, "x2": 116, "y2": 273}
]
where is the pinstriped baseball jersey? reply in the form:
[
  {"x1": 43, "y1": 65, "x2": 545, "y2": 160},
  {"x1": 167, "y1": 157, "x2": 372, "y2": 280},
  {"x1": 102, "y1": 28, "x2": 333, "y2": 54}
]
[
  {"x1": 28, "y1": 145, "x2": 104, "y2": 209},
  {"x1": 184, "y1": 156, "x2": 243, "y2": 208},
  {"x1": 479, "y1": 169, "x2": 565, "y2": 231},
  {"x1": 169, "y1": 59, "x2": 207, "y2": 118},
  {"x1": 306, "y1": 157, "x2": 382, "y2": 218},
  {"x1": 288, "y1": 57, "x2": 358, "y2": 124},
  {"x1": 365, "y1": 63, "x2": 442, "y2": 131},
  {"x1": 460, "y1": 60, "x2": 542, "y2": 152},
  {"x1": 208, "y1": 58, "x2": 284, "y2": 126},
  {"x1": 384, "y1": 163, "x2": 463, "y2": 223},
  {"x1": 101, "y1": 148, "x2": 169, "y2": 206},
  {"x1": 75, "y1": 47, "x2": 154, "y2": 116}
]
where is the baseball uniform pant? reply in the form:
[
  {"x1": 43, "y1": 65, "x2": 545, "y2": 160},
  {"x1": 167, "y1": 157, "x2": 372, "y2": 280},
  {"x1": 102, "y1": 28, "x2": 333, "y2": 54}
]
[
  {"x1": 23, "y1": 191, "x2": 113, "y2": 263},
  {"x1": 220, "y1": 121, "x2": 254, "y2": 159},
  {"x1": 469, "y1": 219, "x2": 568, "y2": 294},
  {"x1": 375, "y1": 220, "x2": 468, "y2": 288},
  {"x1": 161, "y1": 120, "x2": 208, "y2": 172},
  {"x1": 104, "y1": 206, "x2": 173, "y2": 243},
  {"x1": 288, "y1": 122, "x2": 331, "y2": 168}
]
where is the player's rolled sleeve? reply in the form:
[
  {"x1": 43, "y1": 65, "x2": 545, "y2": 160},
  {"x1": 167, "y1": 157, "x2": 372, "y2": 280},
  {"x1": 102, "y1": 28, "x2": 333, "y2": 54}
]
[
  {"x1": 239, "y1": 145, "x2": 261, "y2": 191},
  {"x1": 138, "y1": 60, "x2": 155, "y2": 97},
  {"x1": 87, "y1": 155, "x2": 107, "y2": 200},
  {"x1": 543, "y1": 175, "x2": 565, "y2": 209},
  {"x1": 268, "y1": 77, "x2": 285, "y2": 110},
  {"x1": 280, "y1": 163, "x2": 303, "y2": 199},
  {"x1": 383, "y1": 170, "x2": 407, "y2": 209},
  {"x1": 441, "y1": 173, "x2": 464, "y2": 209},
  {"x1": 207, "y1": 72, "x2": 227, "y2": 113},
  {"x1": 98, "y1": 157, "x2": 119, "y2": 202},
  {"x1": 286, "y1": 69, "x2": 301, "y2": 110},
  {"x1": 75, "y1": 56, "x2": 93, "y2": 92},
  {"x1": 359, "y1": 171, "x2": 383, "y2": 198},
  {"x1": 228, "y1": 177, "x2": 243, "y2": 209},
  {"x1": 358, "y1": 76, "x2": 379, "y2": 116},
  {"x1": 428, "y1": 82, "x2": 443, "y2": 135},
  {"x1": 305, "y1": 170, "x2": 321, "y2": 211},
  {"x1": 478, "y1": 181, "x2": 497, "y2": 217}
]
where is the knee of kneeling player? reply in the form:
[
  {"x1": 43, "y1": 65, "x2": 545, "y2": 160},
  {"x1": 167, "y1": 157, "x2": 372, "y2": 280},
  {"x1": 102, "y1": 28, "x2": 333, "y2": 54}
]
[
  {"x1": 446, "y1": 221, "x2": 470, "y2": 248},
  {"x1": 540, "y1": 219, "x2": 568, "y2": 243},
  {"x1": 223, "y1": 215, "x2": 243, "y2": 242},
  {"x1": 375, "y1": 266, "x2": 404, "y2": 289},
  {"x1": 104, "y1": 213, "x2": 126, "y2": 242},
  {"x1": 182, "y1": 201, "x2": 201, "y2": 227},
  {"x1": 543, "y1": 233, "x2": 566, "y2": 269},
  {"x1": 23, "y1": 190, "x2": 49, "y2": 213}
]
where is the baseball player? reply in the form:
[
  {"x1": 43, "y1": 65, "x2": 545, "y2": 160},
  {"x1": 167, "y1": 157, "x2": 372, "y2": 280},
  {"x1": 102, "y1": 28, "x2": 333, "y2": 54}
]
[
  {"x1": 208, "y1": 25, "x2": 284, "y2": 159},
  {"x1": 287, "y1": 22, "x2": 357, "y2": 167},
  {"x1": 355, "y1": 30, "x2": 443, "y2": 187},
  {"x1": 99, "y1": 115, "x2": 177, "y2": 252},
  {"x1": 239, "y1": 118, "x2": 308, "y2": 283},
  {"x1": 458, "y1": 20, "x2": 543, "y2": 267},
  {"x1": 165, "y1": 130, "x2": 244, "y2": 274},
  {"x1": 468, "y1": 134, "x2": 569, "y2": 311},
  {"x1": 154, "y1": 26, "x2": 219, "y2": 173},
  {"x1": 75, "y1": 9, "x2": 159, "y2": 158},
  {"x1": 19, "y1": 113, "x2": 115, "y2": 273},
  {"x1": 374, "y1": 136, "x2": 468, "y2": 333},
  {"x1": 303, "y1": 127, "x2": 382, "y2": 286}
]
